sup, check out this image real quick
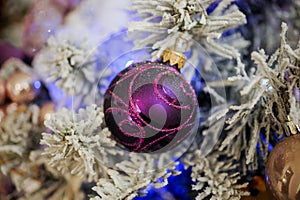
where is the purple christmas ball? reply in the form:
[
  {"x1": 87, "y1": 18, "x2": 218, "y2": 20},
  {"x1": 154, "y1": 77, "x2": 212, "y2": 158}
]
[{"x1": 104, "y1": 62, "x2": 198, "y2": 153}]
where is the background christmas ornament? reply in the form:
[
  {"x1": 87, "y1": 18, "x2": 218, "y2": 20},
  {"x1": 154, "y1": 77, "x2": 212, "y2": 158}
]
[
  {"x1": 38, "y1": 102, "x2": 55, "y2": 125},
  {"x1": 6, "y1": 71, "x2": 40, "y2": 103},
  {"x1": 265, "y1": 119, "x2": 300, "y2": 200}
]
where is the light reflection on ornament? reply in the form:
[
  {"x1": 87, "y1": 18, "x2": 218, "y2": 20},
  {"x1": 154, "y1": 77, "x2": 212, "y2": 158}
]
[
  {"x1": 6, "y1": 72, "x2": 40, "y2": 103},
  {"x1": 125, "y1": 60, "x2": 134, "y2": 67},
  {"x1": 33, "y1": 80, "x2": 41, "y2": 90}
]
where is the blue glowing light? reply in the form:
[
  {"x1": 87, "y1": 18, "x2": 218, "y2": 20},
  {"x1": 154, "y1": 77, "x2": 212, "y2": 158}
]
[
  {"x1": 259, "y1": 132, "x2": 274, "y2": 151},
  {"x1": 134, "y1": 161, "x2": 194, "y2": 200},
  {"x1": 206, "y1": 0, "x2": 221, "y2": 14},
  {"x1": 33, "y1": 80, "x2": 41, "y2": 89},
  {"x1": 45, "y1": 82, "x2": 73, "y2": 108}
]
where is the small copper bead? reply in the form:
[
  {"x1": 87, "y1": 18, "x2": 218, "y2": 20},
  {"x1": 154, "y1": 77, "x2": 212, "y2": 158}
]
[{"x1": 39, "y1": 102, "x2": 55, "y2": 125}]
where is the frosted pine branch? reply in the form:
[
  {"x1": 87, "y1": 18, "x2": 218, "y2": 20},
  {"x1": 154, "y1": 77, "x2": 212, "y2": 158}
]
[
  {"x1": 0, "y1": 105, "x2": 41, "y2": 175},
  {"x1": 184, "y1": 150, "x2": 249, "y2": 200},
  {"x1": 40, "y1": 105, "x2": 118, "y2": 181},
  {"x1": 129, "y1": 0, "x2": 246, "y2": 61},
  {"x1": 91, "y1": 153, "x2": 181, "y2": 200},
  {"x1": 33, "y1": 30, "x2": 108, "y2": 106},
  {"x1": 91, "y1": 168, "x2": 151, "y2": 200},
  {"x1": 0, "y1": 105, "x2": 63, "y2": 199},
  {"x1": 6, "y1": 149, "x2": 87, "y2": 200},
  {"x1": 0, "y1": 106, "x2": 38, "y2": 150},
  {"x1": 221, "y1": 23, "x2": 300, "y2": 168}
]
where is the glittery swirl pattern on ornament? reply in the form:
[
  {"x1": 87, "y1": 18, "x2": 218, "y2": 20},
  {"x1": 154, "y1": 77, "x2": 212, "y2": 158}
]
[{"x1": 104, "y1": 62, "x2": 198, "y2": 153}]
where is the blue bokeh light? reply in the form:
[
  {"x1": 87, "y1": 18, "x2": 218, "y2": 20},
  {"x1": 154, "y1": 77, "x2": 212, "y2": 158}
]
[
  {"x1": 134, "y1": 161, "x2": 194, "y2": 200},
  {"x1": 33, "y1": 80, "x2": 41, "y2": 90}
]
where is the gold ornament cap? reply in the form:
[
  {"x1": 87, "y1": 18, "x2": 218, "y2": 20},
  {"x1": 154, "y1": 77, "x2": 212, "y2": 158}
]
[
  {"x1": 284, "y1": 115, "x2": 300, "y2": 136},
  {"x1": 162, "y1": 49, "x2": 186, "y2": 70}
]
